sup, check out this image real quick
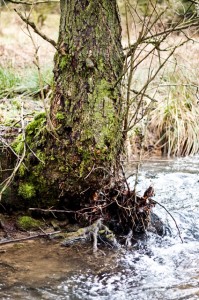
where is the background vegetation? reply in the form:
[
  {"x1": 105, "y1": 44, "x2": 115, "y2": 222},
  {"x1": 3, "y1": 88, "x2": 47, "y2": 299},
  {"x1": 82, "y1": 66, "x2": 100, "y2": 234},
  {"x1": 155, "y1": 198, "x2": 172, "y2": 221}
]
[{"x1": 1, "y1": 0, "x2": 199, "y2": 157}]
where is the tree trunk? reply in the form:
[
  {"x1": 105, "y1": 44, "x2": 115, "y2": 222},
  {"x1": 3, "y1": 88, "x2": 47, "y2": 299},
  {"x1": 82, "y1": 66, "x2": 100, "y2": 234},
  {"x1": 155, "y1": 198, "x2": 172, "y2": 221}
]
[{"x1": 12, "y1": 0, "x2": 125, "y2": 209}]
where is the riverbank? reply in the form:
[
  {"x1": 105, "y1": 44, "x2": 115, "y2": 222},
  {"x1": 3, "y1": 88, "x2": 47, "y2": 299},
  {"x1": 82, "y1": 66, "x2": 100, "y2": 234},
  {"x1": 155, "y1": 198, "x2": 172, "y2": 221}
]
[{"x1": 0, "y1": 156, "x2": 199, "y2": 299}]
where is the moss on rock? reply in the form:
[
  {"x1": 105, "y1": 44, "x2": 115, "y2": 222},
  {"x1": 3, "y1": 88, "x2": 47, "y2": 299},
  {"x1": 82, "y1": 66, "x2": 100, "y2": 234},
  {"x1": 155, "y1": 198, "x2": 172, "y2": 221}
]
[{"x1": 17, "y1": 216, "x2": 44, "y2": 231}]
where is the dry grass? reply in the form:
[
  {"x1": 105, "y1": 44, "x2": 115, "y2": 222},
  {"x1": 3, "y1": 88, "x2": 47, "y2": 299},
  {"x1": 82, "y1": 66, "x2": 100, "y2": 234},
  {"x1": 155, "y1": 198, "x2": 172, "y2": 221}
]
[
  {"x1": 0, "y1": 10, "x2": 59, "y2": 68},
  {"x1": 125, "y1": 37, "x2": 199, "y2": 157},
  {"x1": 119, "y1": 0, "x2": 199, "y2": 157},
  {"x1": 148, "y1": 47, "x2": 199, "y2": 156},
  {"x1": 0, "y1": 9, "x2": 59, "y2": 123},
  {"x1": 1, "y1": 4, "x2": 199, "y2": 157}
]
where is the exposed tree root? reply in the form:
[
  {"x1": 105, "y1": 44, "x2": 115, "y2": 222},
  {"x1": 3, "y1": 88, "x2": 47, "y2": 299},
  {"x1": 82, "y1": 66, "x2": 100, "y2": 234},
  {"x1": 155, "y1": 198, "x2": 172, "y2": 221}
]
[
  {"x1": 53, "y1": 218, "x2": 119, "y2": 253},
  {"x1": 29, "y1": 184, "x2": 160, "y2": 251}
]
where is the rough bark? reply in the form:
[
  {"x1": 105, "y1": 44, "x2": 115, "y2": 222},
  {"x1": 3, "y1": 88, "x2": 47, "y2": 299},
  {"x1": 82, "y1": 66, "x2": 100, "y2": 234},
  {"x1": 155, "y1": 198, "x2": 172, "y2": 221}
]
[
  {"x1": 11, "y1": 0, "x2": 125, "y2": 209},
  {"x1": 50, "y1": 0, "x2": 124, "y2": 190}
]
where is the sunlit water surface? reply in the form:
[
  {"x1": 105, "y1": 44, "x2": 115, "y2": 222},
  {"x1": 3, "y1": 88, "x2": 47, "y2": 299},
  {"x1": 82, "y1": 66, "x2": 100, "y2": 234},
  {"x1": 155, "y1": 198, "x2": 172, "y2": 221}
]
[{"x1": 1, "y1": 156, "x2": 199, "y2": 299}]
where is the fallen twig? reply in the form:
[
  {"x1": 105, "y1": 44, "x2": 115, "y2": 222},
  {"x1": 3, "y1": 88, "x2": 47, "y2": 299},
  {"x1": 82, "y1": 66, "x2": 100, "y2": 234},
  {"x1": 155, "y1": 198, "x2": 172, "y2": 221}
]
[
  {"x1": 29, "y1": 207, "x2": 75, "y2": 214},
  {"x1": 0, "y1": 230, "x2": 61, "y2": 246}
]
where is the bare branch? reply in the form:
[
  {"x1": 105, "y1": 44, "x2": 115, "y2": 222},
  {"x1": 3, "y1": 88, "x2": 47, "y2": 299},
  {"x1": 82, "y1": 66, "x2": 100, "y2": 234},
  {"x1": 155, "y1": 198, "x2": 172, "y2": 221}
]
[
  {"x1": 14, "y1": 8, "x2": 57, "y2": 49},
  {"x1": 188, "y1": 0, "x2": 199, "y2": 5},
  {"x1": 6, "y1": 0, "x2": 59, "y2": 5},
  {"x1": 151, "y1": 199, "x2": 183, "y2": 244},
  {"x1": 130, "y1": 88, "x2": 158, "y2": 102},
  {"x1": 0, "y1": 103, "x2": 26, "y2": 201},
  {"x1": 124, "y1": 18, "x2": 199, "y2": 58},
  {"x1": 0, "y1": 231, "x2": 61, "y2": 246}
]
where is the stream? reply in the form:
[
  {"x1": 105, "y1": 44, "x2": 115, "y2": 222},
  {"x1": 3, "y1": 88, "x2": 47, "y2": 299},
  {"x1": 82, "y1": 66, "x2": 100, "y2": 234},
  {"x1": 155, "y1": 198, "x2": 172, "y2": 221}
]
[{"x1": 0, "y1": 155, "x2": 199, "y2": 299}]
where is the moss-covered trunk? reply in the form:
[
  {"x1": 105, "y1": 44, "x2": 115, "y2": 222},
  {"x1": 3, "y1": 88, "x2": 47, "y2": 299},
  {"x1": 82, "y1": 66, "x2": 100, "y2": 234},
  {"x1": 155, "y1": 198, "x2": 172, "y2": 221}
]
[{"x1": 12, "y1": 0, "x2": 125, "y2": 209}]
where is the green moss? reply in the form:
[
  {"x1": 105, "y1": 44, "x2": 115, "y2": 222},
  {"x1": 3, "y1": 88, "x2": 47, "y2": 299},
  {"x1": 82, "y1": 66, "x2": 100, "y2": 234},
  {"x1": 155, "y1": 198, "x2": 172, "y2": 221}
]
[
  {"x1": 58, "y1": 166, "x2": 65, "y2": 172},
  {"x1": 98, "y1": 57, "x2": 105, "y2": 72},
  {"x1": 26, "y1": 112, "x2": 46, "y2": 135},
  {"x1": 17, "y1": 216, "x2": 44, "y2": 231},
  {"x1": 60, "y1": 56, "x2": 69, "y2": 70},
  {"x1": 18, "y1": 182, "x2": 36, "y2": 199},
  {"x1": 12, "y1": 113, "x2": 46, "y2": 156},
  {"x1": 94, "y1": 78, "x2": 112, "y2": 99},
  {"x1": 18, "y1": 163, "x2": 26, "y2": 177},
  {"x1": 79, "y1": 160, "x2": 85, "y2": 178},
  {"x1": 56, "y1": 112, "x2": 65, "y2": 120},
  {"x1": 12, "y1": 134, "x2": 24, "y2": 155},
  {"x1": 35, "y1": 150, "x2": 46, "y2": 162}
]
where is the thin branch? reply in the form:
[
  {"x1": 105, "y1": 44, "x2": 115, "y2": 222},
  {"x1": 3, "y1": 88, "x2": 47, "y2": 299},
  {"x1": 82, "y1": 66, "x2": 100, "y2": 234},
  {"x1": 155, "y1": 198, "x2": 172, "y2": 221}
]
[
  {"x1": 120, "y1": 163, "x2": 130, "y2": 194},
  {"x1": 127, "y1": 43, "x2": 181, "y2": 132},
  {"x1": 0, "y1": 136, "x2": 19, "y2": 158},
  {"x1": 151, "y1": 199, "x2": 183, "y2": 243},
  {"x1": 0, "y1": 103, "x2": 26, "y2": 201},
  {"x1": 7, "y1": 0, "x2": 59, "y2": 5},
  {"x1": 14, "y1": 8, "x2": 57, "y2": 49},
  {"x1": 26, "y1": 144, "x2": 45, "y2": 164},
  {"x1": 189, "y1": 0, "x2": 199, "y2": 4},
  {"x1": 124, "y1": 18, "x2": 199, "y2": 57},
  {"x1": 18, "y1": 7, "x2": 58, "y2": 136},
  {"x1": 29, "y1": 207, "x2": 75, "y2": 214},
  {"x1": 0, "y1": 231, "x2": 61, "y2": 246},
  {"x1": 130, "y1": 88, "x2": 158, "y2": 102}
]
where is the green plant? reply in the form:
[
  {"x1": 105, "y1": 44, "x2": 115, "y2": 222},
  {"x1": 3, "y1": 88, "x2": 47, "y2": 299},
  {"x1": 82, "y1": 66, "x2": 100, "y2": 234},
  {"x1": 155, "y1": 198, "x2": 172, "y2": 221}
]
[
  {"x1": 0, "y1": 66, "x2": 20, "y2": 97},
  {"x1": 18, "y1": 65, "x2": 53, "y2": 97},
  {"x1": 0, "y1": 65, "x2": 53, "y2": 99},
  {"x1": 18, "y1": 182, "x2": 36, "y2": 199},
  {"x1": 17, "y1": 216, "x2": 44, "y2": 231}
]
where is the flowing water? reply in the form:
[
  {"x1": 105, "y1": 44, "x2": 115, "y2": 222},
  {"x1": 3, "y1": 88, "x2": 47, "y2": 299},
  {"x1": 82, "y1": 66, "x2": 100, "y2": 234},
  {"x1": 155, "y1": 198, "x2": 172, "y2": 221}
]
[{"x1": 0, "y1": 156, "x2": 199, "y2": 299}]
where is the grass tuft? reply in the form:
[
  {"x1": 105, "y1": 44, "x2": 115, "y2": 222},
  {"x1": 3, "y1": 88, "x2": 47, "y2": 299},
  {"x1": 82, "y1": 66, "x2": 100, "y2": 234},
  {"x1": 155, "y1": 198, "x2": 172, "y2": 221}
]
[
  {"x1": 0, "y1": 66, "x2": 20, "y2": 98},
  {"x1": 150, "y1": 68, "x2": 199, "y2": 156},
  {"x1": 0, "y1": 65, "x2": 53, "y2": 99}
]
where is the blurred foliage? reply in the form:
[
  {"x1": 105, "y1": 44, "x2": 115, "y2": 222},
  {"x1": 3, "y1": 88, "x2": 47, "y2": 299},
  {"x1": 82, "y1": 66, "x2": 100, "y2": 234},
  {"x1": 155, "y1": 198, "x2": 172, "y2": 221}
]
[
  {"x1": 118, "y1": 0, "x2": 197, "y2": 19},
  {"x1": 0, "y1": 65, "x2": 53, "y2": 98},
  {"x1": 0, "y1": 66, "x2": 20, "y2": 98},
  {"x1": 1, "y1": 1, "x2": 60, "y2": 28}
]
